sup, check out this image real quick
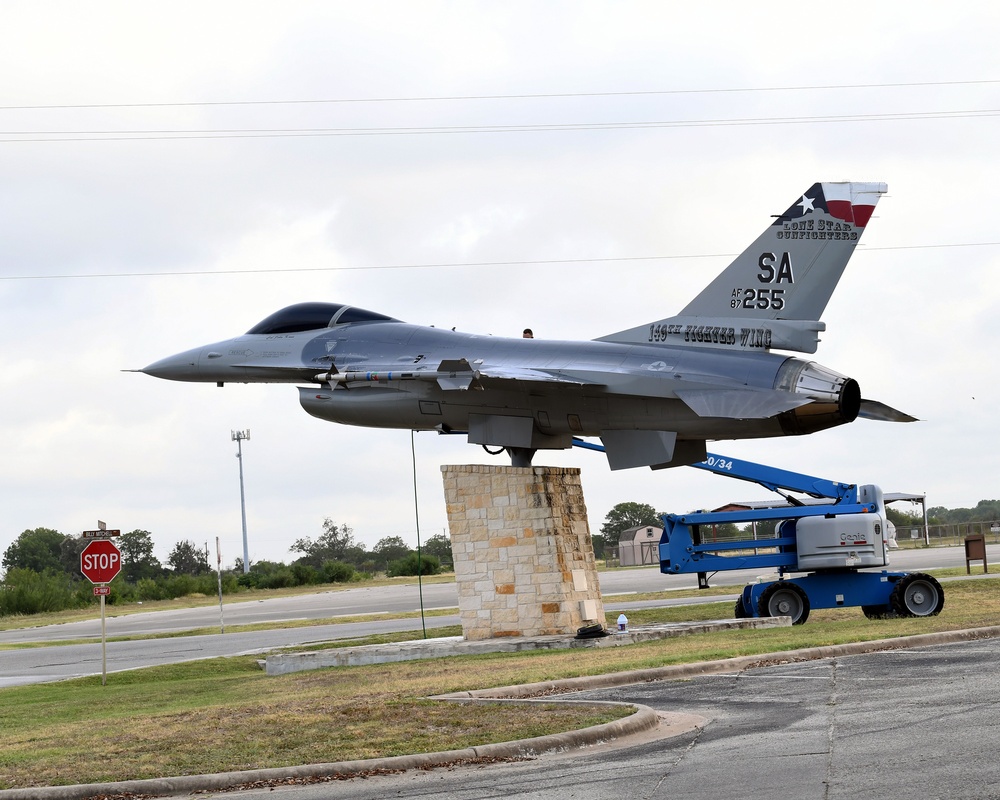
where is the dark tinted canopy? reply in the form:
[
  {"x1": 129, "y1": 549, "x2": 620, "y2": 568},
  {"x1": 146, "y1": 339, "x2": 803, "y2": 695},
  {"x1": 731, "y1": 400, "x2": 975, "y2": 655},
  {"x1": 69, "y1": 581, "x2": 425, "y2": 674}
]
[{"x1": 246, "y1": 302, "x2": 398, "y2": 335}]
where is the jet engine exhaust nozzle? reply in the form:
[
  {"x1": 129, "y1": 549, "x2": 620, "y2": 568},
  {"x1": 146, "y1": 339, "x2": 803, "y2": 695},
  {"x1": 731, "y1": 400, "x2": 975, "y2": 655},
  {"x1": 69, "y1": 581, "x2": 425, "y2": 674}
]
[{"x1": 774, "y1": 358, "x2": 861, "y2": 436}]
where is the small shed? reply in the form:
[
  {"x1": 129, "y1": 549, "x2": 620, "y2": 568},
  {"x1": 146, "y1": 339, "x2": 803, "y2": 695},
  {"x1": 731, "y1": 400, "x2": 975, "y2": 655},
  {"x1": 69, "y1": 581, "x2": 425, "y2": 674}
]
[{"x1": 618, "y1": 524, "x2": 663, "y2": 566}]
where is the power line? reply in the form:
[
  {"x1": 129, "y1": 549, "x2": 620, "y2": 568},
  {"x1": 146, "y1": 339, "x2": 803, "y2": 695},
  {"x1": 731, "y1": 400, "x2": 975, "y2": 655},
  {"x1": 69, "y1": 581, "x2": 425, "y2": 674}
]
[
  {"x1": 1, "y1": 78, "x2": 997, "y2": 111},
  {"x1": 2, "y1": 242, "x2": 996, "y2": 282},
  {"x1": 2, "y1": 108, "x2": 997, "y2": 143}
]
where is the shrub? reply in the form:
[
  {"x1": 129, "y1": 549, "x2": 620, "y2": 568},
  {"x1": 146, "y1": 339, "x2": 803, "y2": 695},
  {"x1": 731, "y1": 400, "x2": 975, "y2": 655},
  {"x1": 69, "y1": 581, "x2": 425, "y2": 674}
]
[
  {"x1": 135, "y1": 578, "x2": 167, "y2": 601},
  {"x1": 320, "y1": 560, "x2": 355, "y2": 583},
  {"x1": 237, "y1": 571, "x2": 262, "y2": 589},
  {"x1": 0, "y1": 569, "x2": 82, "y2": 615},
  {"x1": 219, "y1": 573, "x2": 240, "y2": 595},
  {"x1": 258, "y1": 567, "x2": 296, "y2": 589},
  {"x1": 161, "y1": 573, "x2": 215, "y2": 599},
  {"x1": 387, "y1": 553, "x2": 440, "y2": 577},
  {"x1": 291, "y1": 564, "x2": 320, "y2": 586}
]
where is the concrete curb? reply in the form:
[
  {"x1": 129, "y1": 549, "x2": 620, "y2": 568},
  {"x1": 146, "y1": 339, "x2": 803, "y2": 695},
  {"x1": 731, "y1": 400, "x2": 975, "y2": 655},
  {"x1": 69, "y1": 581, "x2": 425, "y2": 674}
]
[
  {"x1": 0, "y1": 701, "x2": 662, "y2": 800},
  {"x1": 5, "y1": 625, "x2": 999, "y2": 799}
]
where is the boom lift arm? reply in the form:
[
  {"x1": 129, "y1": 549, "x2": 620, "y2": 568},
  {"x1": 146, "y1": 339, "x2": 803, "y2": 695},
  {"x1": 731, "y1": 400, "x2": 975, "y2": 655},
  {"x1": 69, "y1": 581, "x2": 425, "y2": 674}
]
[{"x1": 661, "y1": 452, "x2": 877, "y2": 577}]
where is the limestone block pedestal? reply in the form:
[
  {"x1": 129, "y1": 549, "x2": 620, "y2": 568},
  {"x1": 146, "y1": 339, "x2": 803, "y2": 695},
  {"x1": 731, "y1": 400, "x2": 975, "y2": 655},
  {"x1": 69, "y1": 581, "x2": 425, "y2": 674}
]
[{"x1": 441, "y1": 465, "x2": 605, "y2": 640}]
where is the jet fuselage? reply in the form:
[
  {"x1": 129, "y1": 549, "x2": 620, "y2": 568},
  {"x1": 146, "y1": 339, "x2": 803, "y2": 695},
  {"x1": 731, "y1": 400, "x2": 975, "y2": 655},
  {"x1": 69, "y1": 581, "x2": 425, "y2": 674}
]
[{"x1": 144, "y1": 318, "x2": 859, "y2": 446}]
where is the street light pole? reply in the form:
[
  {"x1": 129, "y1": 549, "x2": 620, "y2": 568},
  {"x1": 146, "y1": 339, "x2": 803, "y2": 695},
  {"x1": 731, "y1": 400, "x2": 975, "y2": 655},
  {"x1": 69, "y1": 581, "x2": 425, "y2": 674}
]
[{"x1": 232, "y1": 429, "x2": 251, "y2": 574}]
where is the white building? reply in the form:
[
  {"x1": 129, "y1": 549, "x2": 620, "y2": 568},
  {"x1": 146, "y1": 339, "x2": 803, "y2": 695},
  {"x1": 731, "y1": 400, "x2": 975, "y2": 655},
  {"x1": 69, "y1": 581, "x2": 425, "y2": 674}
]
[{"x1": 618, "y1": 524, "x2": 662, "y2": 567}]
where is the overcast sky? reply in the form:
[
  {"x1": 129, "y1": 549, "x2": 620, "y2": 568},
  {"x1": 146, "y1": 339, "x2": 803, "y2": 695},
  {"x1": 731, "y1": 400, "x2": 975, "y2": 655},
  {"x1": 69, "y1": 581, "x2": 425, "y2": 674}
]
[{"x1": 2, "y1": 1, "x2": 998, "y2": 569}]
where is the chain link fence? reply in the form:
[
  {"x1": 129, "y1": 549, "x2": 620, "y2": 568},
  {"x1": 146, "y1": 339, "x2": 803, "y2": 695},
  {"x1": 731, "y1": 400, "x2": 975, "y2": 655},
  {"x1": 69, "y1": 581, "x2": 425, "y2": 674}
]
[{"x1": 895, "y1": 520, "x2": 1000, "y2": 548}]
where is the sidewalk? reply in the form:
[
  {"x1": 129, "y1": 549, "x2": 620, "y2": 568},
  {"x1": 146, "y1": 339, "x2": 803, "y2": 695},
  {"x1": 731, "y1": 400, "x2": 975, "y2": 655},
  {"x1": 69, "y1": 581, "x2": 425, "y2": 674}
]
[{"x1": 264, "y1": 615, "x2": 788, "y2": 674}]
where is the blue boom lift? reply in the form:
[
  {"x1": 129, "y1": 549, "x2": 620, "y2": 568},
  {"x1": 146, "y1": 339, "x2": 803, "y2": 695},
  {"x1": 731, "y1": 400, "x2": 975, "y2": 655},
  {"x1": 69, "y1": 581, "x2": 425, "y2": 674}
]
[
  {"x1": 658, "y1": 452, "x2": 944, "y2": 624},
  {"x1": 572, "y1": 439, "x2": 944, "y2": 625}
]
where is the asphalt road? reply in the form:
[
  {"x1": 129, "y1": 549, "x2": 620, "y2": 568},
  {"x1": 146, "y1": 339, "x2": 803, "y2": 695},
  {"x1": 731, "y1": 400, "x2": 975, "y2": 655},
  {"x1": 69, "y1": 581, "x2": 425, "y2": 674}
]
[
  {"x1": 2, "y1": 545, "x2": 984, "y2": 642},
  {"x1": 195, "y1": 636, "x2": 1000, "y2": 800},
  {"x1": 1, "y1": 545, "x2": 995, "y2": 687}
]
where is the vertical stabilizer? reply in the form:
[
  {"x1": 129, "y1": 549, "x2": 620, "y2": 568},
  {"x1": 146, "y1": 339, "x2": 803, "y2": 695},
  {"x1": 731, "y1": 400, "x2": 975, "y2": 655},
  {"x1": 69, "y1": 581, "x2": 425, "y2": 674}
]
[{"x1": 599, "y1": 182, "x2": 887, "y2": 354}]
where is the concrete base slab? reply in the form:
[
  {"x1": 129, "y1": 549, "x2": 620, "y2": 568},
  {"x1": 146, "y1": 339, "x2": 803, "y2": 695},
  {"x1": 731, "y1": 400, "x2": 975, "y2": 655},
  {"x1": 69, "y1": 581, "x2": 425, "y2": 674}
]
[{"x1": 264, "y1": 616, "x2": 790, "y2": 675}]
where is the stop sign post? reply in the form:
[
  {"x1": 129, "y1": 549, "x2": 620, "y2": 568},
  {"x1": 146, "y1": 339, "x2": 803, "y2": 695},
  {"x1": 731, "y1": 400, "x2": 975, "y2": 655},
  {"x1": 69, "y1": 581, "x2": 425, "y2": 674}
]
[
  {"x1": 80, "y1": 537, "x2": 121, "y2": 686},
  {"x1": 81, "y1": 539, "x2": 122, "y2": 584}
]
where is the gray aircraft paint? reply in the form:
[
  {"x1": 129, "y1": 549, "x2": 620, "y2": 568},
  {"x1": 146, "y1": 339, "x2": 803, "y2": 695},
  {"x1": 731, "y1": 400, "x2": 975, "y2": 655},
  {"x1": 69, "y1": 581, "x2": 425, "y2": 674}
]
[{"x1": 141, "y1": 182, "x2": 913, "y2": 469}]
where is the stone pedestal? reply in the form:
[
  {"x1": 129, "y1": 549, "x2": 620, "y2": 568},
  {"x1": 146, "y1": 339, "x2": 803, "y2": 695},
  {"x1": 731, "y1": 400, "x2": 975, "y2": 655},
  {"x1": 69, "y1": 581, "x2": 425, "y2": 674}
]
[{"x1": 441, "y1": 465, "x2": 605, "y2": 640}]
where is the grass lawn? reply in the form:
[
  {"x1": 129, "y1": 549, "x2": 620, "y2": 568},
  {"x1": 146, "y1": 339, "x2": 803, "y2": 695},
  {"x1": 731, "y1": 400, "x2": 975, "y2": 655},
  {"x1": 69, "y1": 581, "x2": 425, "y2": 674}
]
[{"x1": 0, "y1": 576, "x2": 997, "y2": 789}]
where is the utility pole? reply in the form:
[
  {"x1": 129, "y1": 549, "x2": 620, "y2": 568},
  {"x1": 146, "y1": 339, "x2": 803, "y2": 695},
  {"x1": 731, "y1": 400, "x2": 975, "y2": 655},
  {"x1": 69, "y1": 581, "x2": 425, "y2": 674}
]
[{"x1": 232, "y1": 429, "x2": 251, "y2": 574}]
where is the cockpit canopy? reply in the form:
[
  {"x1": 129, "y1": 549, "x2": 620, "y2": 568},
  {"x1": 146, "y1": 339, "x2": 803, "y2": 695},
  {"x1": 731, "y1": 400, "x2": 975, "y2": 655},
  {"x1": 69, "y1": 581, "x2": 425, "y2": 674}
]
[{"x1": 246, "y1": 302, "x2": 399, "y2": 335}]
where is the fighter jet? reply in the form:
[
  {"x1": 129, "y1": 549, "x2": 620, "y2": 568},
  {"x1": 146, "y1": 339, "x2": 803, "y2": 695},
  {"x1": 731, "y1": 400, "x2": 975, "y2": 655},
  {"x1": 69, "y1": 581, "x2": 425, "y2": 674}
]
[{"x1": 141, "y1": 181, "x2": 914, "y2": 469}]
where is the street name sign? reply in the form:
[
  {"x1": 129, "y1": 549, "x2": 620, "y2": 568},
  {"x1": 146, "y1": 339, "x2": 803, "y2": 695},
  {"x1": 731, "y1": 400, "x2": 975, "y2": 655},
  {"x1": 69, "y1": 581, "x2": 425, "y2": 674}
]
[{"x1": 82, "y1": 529, "x2": 121, "y2": 539}]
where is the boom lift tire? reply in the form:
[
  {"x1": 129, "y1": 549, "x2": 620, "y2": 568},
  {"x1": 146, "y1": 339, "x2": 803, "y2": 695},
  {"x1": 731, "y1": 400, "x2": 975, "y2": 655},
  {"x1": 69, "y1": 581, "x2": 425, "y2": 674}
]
[
  {"x1": 758, "y1": 581, "x2": 810, "y2": 625},
  {"x1": 861, "y1": 605, "x2": 898, "y2": 620},
  {"x1": 734, "y1": 597, "x2": 750, "y2": 618},
  {"x1": 890, "y1": 572, "x2": 945, "y2": 617}
]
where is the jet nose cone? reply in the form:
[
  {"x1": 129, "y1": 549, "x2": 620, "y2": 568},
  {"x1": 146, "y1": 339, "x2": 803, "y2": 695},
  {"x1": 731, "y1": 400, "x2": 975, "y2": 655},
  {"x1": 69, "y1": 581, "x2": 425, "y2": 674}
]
[{"x1": 141, "y1": 347, "x2": 203, "y2": 381}]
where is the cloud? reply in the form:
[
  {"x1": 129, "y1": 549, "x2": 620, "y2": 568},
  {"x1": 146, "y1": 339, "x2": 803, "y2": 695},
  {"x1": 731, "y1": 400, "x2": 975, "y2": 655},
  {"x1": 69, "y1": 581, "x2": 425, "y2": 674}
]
[{"x1": 2, "y1": 1, "x2": 998, "y2": 568}]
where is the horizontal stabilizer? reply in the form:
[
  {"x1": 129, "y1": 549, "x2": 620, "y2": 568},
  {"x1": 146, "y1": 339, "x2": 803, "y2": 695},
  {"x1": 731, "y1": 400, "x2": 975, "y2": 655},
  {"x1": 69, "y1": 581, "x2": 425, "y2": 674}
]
[
  {"x1": 677, "y1": 389, "x2": 812, "y2": 419},
  {"x1": 858, "y1": 400, "x2": 918, "y2": 423}
]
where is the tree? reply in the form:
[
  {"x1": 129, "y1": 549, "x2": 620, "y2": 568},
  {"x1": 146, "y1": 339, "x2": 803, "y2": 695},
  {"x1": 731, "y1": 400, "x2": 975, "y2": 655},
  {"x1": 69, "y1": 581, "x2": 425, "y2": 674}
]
[
  {"x1": 167, "y1": 540, "x2": 210, "y2": 575},
  {"x1": 2, "y1": 528, "x2": 68, "y2": 576},
  {"x1": 340, "y1": 544, "x2": 370, "y2": 571},
  {"x1": 422, "y1": 533, "x2": 453, "y2": 567},
  {"x1": 59, "y1": 536, "x2": 89, "y2": 578},
  {"x1": 291, "y1": 519, "x2": 358, "y2": 568},
  {"x1": 886, "y1": 507, "x2": 923, "y2": 529},
  {"x1": 928, "y1": 500, "x2": 1000, "y2": 525},
  {"x1": 706, "y1": 521, "x2": 741, "y2": 540},
  {"x1": 599, "y1": 502, "x2": 663, "y2": 541},
  {"x1": 118, "y1": 530, "x2": 163, "y2": 582},
  {"x1": 372, "y1": 536, "x2": 411, "y2": 568},
  {"x1": 589, "y1": 533, "x2": 606, "y2": 560}
]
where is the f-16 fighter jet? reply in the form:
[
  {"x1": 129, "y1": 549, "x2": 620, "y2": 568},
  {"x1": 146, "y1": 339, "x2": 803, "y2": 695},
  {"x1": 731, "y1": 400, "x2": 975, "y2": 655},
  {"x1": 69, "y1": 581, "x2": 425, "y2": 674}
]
[{"x1": 142, "y1": 182, "x2": 913, "y2": 469}]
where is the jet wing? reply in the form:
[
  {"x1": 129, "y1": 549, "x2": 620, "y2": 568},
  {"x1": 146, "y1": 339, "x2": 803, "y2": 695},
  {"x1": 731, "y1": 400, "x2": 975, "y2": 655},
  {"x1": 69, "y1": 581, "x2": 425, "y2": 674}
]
[
  {"x1": 318, "y1": 358, "x2": 592, "y2": 391},
  {"x1": 475, "y1": 365, "x2": 592, "y2": 384}
]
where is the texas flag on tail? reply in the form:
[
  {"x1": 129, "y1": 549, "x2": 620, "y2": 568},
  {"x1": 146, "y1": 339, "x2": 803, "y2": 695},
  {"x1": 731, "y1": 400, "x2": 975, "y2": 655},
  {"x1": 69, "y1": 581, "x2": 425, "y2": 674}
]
[{"x1": 776, "y1": 182, "x2": 887, "y2": 228}]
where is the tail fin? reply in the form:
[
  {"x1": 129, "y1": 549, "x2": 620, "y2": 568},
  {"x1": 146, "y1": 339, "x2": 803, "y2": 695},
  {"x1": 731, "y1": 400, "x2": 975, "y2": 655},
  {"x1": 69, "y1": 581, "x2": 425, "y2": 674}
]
[{"x1": 599, "y1": 182, "x2": 887, "y2": 354}]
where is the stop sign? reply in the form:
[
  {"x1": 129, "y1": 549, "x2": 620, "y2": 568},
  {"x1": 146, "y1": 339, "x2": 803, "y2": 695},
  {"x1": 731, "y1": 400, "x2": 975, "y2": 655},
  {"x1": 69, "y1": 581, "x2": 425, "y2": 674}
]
[{"x1": 80, "y1": 539, "x2": 122, "y2": 584}]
